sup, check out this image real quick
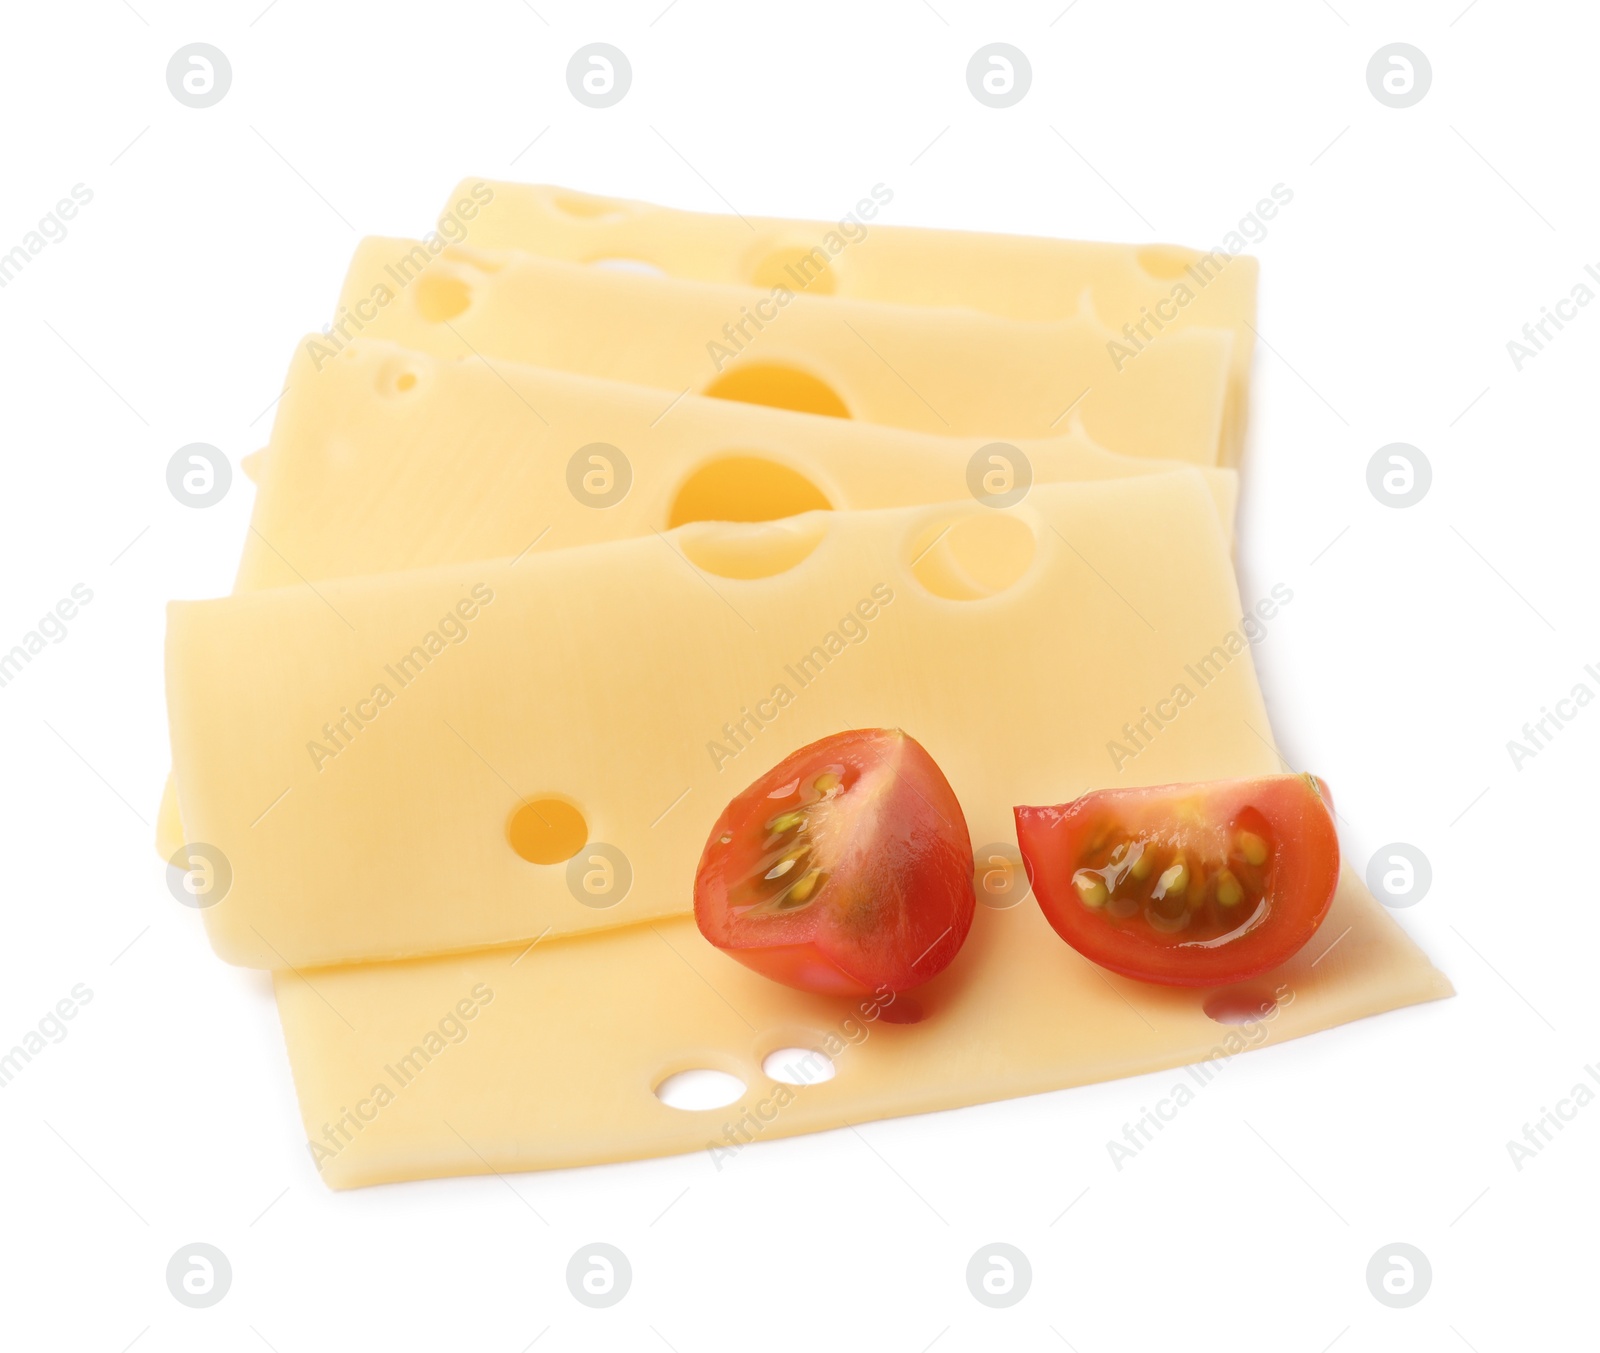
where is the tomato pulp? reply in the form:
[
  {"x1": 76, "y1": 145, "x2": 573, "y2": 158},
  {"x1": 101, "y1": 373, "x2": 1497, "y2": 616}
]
[
  {"x1": 694, "y1": 729, "x2": 976, "y2": 996},
  {"x1": 1014, "y1": 775, "x2": 1340, "y2": 987}
]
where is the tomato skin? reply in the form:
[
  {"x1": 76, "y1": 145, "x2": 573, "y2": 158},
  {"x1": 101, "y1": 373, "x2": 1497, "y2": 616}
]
[
  {"x1": 694, "y1": 729, "x2": 976, "y2": 997},
  {"x1": 1014, "y1": 775, "x2": 1340, "y2": 988}
]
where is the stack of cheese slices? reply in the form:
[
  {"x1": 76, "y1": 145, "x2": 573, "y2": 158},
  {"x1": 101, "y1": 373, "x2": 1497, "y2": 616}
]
[{"x1": 162, "y1": 181, "x2": 1449, "y2": 1188}]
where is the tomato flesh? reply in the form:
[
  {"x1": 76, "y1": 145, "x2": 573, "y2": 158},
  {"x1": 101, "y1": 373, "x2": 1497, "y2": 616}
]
[
  {"x1": 694, "y1": 729, "x2": 976, "y2": 996},
  {"x1": 1014, "y1": 774, "x2": 1339, "y2": 987}
]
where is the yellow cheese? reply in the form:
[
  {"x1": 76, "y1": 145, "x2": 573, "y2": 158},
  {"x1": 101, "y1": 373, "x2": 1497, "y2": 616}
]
[
  {"x1": 155, "y1": 339, "x2": 1236, "y2": 862},
  {"x1": 441, "y1": 179, "x2": 1259, "y2": 463},
  {"x1": 171, "y1": 471, "x2": 1266, "y2": 969},
  {"x1": 239, "y1": 336, "x2": 1238, "y2": 591},
  {"x1": 279, "y1": 869, "x2": 1448, "y2": 1188},
  {"x1": 328, "y1": 238, "x2": 1235, "y2": 466}
]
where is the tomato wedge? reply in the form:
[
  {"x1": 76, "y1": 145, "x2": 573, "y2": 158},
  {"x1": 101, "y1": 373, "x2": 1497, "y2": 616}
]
[
  {"x1": 694, "y1": 729, "x2": 976, "y2": 997},
  {"x1": 1014, "y1": 774, "x2": 1339, "y2": 987}
]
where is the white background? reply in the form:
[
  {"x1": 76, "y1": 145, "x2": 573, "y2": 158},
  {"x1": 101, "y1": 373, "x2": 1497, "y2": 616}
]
[{"x1": 1, "y1": 1, "x2": 1595, "y2": 1348}]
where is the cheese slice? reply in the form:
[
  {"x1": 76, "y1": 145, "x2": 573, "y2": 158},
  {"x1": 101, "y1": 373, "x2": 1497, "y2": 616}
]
[
  {"x1": 441, "y1": 179, "x2": 1259, "y2": 462},
  {"x1": 239, "y1": 336, "x2": 1238, "y2": 591},
  {"x1": 154, "y1": 340, "x2": 1237, "y2": 863},
  {"x1": 172, "y1": 472, "x2": 1267, "y2": 969},
  {"x1": 279, "y1": 869, "x2": 1449, "y2": 1188},
  {"x1": 329, "y1": 238, "x2": 1234, "y2": 466}
]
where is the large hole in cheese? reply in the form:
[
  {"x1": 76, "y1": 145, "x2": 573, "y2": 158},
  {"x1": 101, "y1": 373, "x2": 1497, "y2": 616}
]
[
  {"x1": 702, "y1": 363, "x2": 850, "y2": 420},
  {"x1": 507, "y1": 798, "x2": 588, "y2": 865},
  {"x1": 678, "y1": 516, "x2": 827, "y2": 580},
  {"x1": 908, "y1": 513, "x2": 1036, "y2": 600},
  {"x1": 667, "y1": 455, "x2": 832, "y2": 529}
]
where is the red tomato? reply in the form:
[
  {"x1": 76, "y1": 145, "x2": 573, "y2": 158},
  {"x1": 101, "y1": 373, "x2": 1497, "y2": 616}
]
[
  {"x1": 694, "y1": 729, "x2": 976, "y2": 997},
  {"x1": 1014, "y1": 774, "x2": 1340, "y2": 987}
]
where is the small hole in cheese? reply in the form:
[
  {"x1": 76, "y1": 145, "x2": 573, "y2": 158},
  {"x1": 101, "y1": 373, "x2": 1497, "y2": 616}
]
[
  {"x1": 655, "y1": 1068, "x2": 746, "y2": 1110},
  {"x1": 702, "y1": 363, "x2": 850, "y2": 420},
  {"x1": 763, "y1": 1047, "x2": 837, "y2": 1086},
  {"x1": 507, "y1": 798, "x2": 588, "y2": 865}
]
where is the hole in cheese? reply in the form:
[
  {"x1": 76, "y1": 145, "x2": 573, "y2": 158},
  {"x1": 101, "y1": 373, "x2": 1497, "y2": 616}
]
[
  {"x1": 1202, "y1": 989, "x2": 1280, "y2": 1025},
  {"x1": 678, "y1": 516, "x2": 828, "y2": 580},
  {"x1": 375, "y1": 357, "x2": 422, "y2": 396},
  {"x1": 702, "y1": 363, "x2": 850, "y2": 420},
  {"x1": 507, "y1": 798, "x2": 588, "y2": 865},
  {"x1": 589, "y1": 256, "x2": 667, "y2": 277},
  {"x1": 655, "y1": 1068, "x2": 746, "y2": 1110},
  {"x1": 1137, "y1": 244, "x2": 1201, "y2": 280},
  {"x1": 414, "y1": 271, "x2": 473, "y2": 323},
  {"x1": 551, "y1": 191, "x2": 628, "y2": 220},
  {"x1": 762, "y1": 1047, "x2": 837, "y2": 1086},
  {"x1": 667, "y1": 455, "x2": 832, "y2": 528},
  {"x1": 748, "y1": 244, "x2": 839, "y2": 296},
  {"x1": 908, "y1": 513, "x2": 1036, "y2": 601}
]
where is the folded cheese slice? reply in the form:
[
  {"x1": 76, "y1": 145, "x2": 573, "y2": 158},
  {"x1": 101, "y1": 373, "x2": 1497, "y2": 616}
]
[
  {"x1": 279, "y1": 873, "x2": 1449, "y2": 1189},
  {"x1": 172, "y1": 472, "x2": 1266, "y2": 969},
  {"x1": 441, "y1": 179, "x2": 1259, "y2": 462},
  {"x1": 330, "y1": 239, "x2": 1234, "y2": 465},
  {"x1": 238, "y1": 336, "x2": 1238, "y2": 591}
]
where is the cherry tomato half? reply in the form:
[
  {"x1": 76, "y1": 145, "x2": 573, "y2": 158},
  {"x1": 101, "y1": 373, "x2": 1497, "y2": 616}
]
[
  {"x1": 1014, "y1": 774, "x2": 1340, "y2": 987},
  {"x1": 694, "y1": 729, "x2": 976, "y2": 997}
]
